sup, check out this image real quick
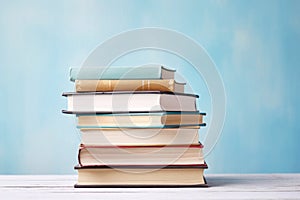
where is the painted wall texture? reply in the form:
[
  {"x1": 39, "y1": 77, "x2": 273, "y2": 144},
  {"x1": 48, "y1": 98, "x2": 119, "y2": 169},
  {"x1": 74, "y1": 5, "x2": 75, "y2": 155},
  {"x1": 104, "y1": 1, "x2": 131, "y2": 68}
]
[{"x1": 0, "y1": 0, "x2": 299, "y2": 174}]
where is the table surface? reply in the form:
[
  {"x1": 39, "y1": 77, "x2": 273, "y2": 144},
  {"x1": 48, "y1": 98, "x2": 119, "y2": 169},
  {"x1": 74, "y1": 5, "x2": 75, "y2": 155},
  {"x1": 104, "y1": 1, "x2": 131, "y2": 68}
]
[{"x1": 0, "y1": 174, "x2": 299, "y2": 199}]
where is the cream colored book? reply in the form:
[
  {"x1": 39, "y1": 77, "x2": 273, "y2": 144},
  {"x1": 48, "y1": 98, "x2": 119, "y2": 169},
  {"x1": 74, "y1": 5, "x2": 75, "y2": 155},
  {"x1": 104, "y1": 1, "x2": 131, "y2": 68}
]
[
  {"x1": 62, "y1": 91, "x2": 198, "y2": 113},
  {"x1": 75, "y1": 165, "x2": 207, "y2": 187},
  {"x1": 77, "y1": 112, "x2": 204, "y2": 128},
  {"x1": 80, "y1": 128, "x2": 200, "y2": 146},
  {"x1": 75, "y1": 79, "x2": 185, "y2": 92}
]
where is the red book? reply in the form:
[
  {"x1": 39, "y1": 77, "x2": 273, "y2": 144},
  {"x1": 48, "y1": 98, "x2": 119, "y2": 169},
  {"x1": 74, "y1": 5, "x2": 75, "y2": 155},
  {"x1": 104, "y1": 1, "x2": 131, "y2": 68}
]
[{"x1": 78, "y1": 144, "x2": 205, "y2": 167}]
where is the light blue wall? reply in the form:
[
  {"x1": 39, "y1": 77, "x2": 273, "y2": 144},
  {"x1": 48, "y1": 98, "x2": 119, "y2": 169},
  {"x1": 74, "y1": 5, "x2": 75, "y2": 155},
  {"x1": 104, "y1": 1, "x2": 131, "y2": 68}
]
[{"x1": 0, "y1": 0, "x2": 299, "y2": 174}]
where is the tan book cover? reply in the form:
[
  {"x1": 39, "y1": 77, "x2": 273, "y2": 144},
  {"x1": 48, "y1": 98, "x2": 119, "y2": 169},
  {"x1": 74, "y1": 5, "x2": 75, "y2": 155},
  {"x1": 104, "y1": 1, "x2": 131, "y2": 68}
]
[{"x1": 75, "y1": 79, "x2": 185, "y2": 92}]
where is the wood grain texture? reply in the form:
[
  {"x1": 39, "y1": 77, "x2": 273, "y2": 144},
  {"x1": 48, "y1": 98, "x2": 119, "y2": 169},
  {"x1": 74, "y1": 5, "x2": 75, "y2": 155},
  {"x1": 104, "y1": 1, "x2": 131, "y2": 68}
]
[{"x1": 0, "y1": 174, "x2": 299, "y2": 199}]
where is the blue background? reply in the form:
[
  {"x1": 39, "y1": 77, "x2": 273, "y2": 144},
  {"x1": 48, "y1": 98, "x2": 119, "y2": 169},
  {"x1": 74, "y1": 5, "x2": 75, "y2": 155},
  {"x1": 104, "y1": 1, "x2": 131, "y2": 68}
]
[{"x1": 0, "y1": 0, "x2": 299, "y2": 174}]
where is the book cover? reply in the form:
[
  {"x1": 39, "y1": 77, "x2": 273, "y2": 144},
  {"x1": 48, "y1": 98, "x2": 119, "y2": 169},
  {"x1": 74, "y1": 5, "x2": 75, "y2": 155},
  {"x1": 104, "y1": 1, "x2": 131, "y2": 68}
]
[
  {"x1": 74, "y1": 164, "x2": 208, "y2": 188},
  {"x1": 75, "y1": 111, "x2": 205, "y2": 128},
  {"x1": 80, "y1": 128, "x2": 201, "y2": 146},
  {"x1": 75, "y1": 79, "x2": 185, "y2": 92},
  {"x1": 70, "y1": 65, "x2": 175, "y2": 81},
  {"x1": 78, "y1": 144, "x2": 205, "y2": 167},
  {"x1": 62, "y1": 91, "x2": 199, "y2": 113}
]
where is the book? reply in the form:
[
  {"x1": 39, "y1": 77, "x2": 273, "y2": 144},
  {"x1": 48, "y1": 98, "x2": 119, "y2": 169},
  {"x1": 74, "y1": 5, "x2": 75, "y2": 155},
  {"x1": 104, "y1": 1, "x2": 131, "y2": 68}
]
[
  {"x1": 70, "y1": 65, "x2": 175, "y2": 82},
  {"x1": 75, "y1": 165, "x2": 207, "y2": 187},
  {"x1": 63, "y1": 65, "x2": 208, "y2": 188},
  {"x1": 76, "y1": 112, "x2": 205, "y2": 128},
  {"x1": 78, "y1": 144, "x2": 204, "y2": 166},
  {"x1": 75, "y1": 79, "x2": 185, "y2": 92},
  {"x1": 62, "y1": 91, "x2": 198, "y2": 113},
  {"x1": 80, "y1": 128, "x2": 200, "y2": 146}
]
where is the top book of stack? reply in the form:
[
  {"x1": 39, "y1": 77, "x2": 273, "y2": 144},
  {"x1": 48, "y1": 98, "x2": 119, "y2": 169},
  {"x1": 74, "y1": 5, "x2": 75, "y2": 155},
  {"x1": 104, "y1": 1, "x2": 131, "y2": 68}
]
[
  {"x1": 70, "y1": 65, "x2": 185, "y2": 93},
  {"x1": 70, "y1": 65, "x2": 176, "y2": 81}
]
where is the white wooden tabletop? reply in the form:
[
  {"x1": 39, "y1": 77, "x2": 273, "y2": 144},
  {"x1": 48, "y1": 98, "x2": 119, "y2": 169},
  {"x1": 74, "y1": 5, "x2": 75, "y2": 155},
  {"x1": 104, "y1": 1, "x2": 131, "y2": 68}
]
[{"x1": 0, "y1": 174, "x2": 299, "y2": 199}]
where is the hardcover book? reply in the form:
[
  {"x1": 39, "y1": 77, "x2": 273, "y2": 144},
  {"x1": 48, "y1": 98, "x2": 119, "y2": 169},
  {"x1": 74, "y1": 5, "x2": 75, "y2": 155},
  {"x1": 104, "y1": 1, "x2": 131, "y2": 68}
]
[
  {"x1": 75, "y1": 165, "x2": 207, "y2": 187},
  {"x1": 80, "y1": 128, "x2": 200, "y2": 146},
  {"x1": 75, "y1": 79, "x2": 185, "y2": 93},
  {"x1": 78, "y1": 144, "x2": 205, "y2": 166},
  {"x1": 62, "y1": 91, "x2": 199, "y2": 113},
  {"x1": 63, "y1": 65, "x2": 208, "y2": 188},
  {"x1": 75, "y1": 112, "x2": 205, "y2": 128},
  {"x1": 70, "y1": 65, "x2": 175, "y2": 81}
]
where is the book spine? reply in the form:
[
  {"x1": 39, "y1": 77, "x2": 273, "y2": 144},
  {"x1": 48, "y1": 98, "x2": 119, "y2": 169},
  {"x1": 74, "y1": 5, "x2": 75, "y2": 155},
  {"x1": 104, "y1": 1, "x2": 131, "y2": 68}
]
[
  {"x1": 78, "y1": 147, "x2": 83, "y2": 166},
  {"x1": 75, "y1": 80, "x2": 176, "y2": 92},
  {"x1": 161, "y1": 114, "x2": 203, "y2": 125}
]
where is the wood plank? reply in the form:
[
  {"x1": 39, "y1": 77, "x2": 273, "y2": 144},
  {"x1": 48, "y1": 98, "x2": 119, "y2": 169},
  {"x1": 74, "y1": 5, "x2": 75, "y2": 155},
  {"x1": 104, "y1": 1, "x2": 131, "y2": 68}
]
[{"x1": 0, "y1": 174, "x2": 299, "y2": 200}]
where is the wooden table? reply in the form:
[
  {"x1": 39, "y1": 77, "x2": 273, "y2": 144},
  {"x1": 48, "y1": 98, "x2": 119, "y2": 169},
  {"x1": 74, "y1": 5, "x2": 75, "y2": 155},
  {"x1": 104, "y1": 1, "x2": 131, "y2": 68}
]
[{"x1": 0, "y1": 174, "x2": 299, "y2": 199}]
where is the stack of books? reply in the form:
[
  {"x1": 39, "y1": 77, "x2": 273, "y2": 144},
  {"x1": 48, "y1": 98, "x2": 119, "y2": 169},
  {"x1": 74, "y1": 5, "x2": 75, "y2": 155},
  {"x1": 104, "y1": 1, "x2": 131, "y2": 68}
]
[{"x1": 62, "y1": 65, "x2": 207, "y2": 187}]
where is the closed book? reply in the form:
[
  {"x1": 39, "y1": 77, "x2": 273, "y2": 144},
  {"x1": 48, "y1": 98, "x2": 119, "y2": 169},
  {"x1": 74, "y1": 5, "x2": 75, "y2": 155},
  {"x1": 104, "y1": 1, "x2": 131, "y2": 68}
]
[
  {"x1": 80, "y1": 128, "x2": 200, "y2": 146},
  {"x1": 75, "y1": 165, "x2": 207, "y2": 187},
  {"x1": 76, "y1": 112, "x2": 205, "y2": 128},
  {"x1": 62, "y1": 91, "x2": 198, "y2": 113},
  {"x1": 75, "y1": 79, "x2": 185, "y2": 92},
  {"x1": 70, "y1": 65, "x2": 175, "y2": 82},
  {"x1": 78, "y1": 144, "x2": 204, "y2": 166}
]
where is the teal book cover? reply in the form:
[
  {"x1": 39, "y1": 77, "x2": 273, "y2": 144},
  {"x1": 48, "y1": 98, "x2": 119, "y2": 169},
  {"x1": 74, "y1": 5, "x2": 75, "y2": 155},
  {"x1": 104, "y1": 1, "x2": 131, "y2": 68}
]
[{"x1": 69, "y1": 65, "x2": 174, "y2": 81}]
